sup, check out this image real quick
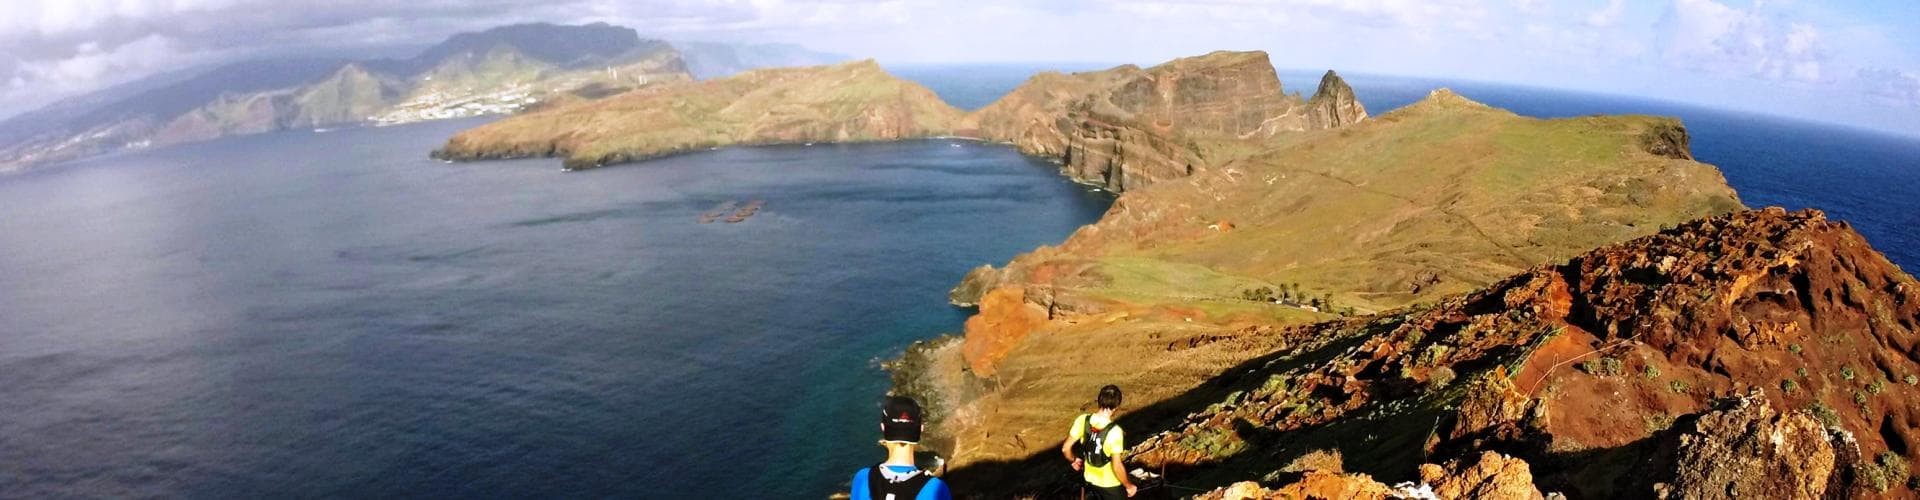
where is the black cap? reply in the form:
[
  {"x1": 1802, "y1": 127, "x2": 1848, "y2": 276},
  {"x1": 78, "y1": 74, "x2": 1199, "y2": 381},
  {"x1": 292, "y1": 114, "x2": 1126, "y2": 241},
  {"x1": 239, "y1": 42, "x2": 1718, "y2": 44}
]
[{"x1": 881, "y1": 396, "x2": 923, "y2": 443}]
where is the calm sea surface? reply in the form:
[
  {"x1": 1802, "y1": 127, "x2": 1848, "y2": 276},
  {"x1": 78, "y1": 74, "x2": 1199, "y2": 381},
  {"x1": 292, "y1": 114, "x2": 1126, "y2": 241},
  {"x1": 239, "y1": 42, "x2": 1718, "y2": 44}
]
[
  {"x1": 0, "y1": 119, "x2": 1109, "y2": 497},
  {"x1": 3, "y1": 65, "x2": 1916, "y2": 498}
]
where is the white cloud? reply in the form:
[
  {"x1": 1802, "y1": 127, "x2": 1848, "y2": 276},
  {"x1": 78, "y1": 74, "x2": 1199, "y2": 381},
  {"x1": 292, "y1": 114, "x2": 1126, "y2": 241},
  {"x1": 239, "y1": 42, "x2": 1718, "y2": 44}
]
[
  {"x1": 1856, "y1": 67, "x2": 1920, "y2": 108},
  {"x1": 0, "y1": 0, "x2": 1915, "y2": 135},
  {"x1": 1585, "y1": 0, "x2": 1624, "y2": 27},
  {"x1": 2, "y1": 34, "x2": 180, "y2": 98},
  {"x1": 1658, "y1": 0, "x2": 1828, "y2": 82}
]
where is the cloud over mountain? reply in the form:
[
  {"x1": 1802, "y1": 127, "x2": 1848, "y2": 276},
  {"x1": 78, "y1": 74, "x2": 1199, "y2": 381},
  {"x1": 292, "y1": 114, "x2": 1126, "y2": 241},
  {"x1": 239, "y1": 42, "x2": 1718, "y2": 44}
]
[{"x1": 0, "y1": 0, "x2": 1916, "y2": 134}]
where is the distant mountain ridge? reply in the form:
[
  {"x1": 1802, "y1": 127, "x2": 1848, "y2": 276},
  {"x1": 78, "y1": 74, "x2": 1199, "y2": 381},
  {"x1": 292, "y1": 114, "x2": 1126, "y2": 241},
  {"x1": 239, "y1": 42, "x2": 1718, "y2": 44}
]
[
  {"x1": 670, "y1": 41, "x2": 852, "y2": 80},
  {"x1": 0, "y1": 23, "x2": 846, "y2": 173}
]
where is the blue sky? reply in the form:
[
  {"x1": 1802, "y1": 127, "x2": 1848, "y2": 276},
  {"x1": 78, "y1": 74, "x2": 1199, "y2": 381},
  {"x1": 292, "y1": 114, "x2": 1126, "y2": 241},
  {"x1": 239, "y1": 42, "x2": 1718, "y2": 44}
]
[{"x1": 4, "y1": 0, "x2": 1919, "y2": 135}]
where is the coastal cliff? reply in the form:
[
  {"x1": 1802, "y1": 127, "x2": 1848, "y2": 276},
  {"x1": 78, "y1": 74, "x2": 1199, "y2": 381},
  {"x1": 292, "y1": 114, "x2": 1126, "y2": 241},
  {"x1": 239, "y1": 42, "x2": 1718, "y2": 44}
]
[
  {"x1": 967, "y1": 51, "x2": 1368, "y2": 192},
  {"x1": 431, "y1": 59, "x2": 965, "y2": 170},
  {"x1": 908, "y1": 90, "x2": 1752, "y2": 496}
]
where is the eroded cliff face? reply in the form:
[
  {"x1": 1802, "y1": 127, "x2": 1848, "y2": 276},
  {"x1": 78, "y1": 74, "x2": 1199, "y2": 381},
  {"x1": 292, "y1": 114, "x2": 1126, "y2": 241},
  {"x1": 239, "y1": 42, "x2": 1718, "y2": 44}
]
[
  {"x1": 967, "y1": 51, "x2": 1367, "y2": 192},
  {"x1": 937, "y1": 208, "x2": 1918, "y2": 498}
]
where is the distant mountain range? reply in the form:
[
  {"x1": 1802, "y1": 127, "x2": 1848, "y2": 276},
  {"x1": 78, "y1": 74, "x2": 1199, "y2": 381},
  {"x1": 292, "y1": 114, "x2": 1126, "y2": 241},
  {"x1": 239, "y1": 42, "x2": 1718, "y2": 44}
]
[{"x1": 0, "y1": 23, "x2": 848, "y2": 172}]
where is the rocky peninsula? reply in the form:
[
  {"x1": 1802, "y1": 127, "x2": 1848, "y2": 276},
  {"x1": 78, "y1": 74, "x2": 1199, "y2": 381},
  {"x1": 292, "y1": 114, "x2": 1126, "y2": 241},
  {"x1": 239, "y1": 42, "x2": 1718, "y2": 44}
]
[
  {"x1": 432, "y1": 59, "x2": 964, "y2": 169},
  {"x1": 430, "y1": 49, "x2": 1919, "y2": 498}
]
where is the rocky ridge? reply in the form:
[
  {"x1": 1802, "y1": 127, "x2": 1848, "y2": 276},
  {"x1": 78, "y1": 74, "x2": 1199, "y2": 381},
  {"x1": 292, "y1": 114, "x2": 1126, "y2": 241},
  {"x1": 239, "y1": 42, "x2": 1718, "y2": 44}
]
[
  {"x1": 911, "y1": 88, "x2": 1742, "y2": 488},
  {"x1": 935, "y1": 208, "x2": 1917, "y2": 498}
]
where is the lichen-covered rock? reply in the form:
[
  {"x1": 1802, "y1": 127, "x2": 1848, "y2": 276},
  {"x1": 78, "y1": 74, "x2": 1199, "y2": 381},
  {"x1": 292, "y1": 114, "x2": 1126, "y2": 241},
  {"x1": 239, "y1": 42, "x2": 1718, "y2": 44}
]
[
  {"x1": 1646, "y1": 394, "x2": 1846, "y2": 499},
  {"x1": 1194, "y1": 472, "x2": 1395, "y2": 500},
  {"x1": 1419, "y1": 452, "x2": 1544, "y2": 500},
  {"x1": 1196, "y1": 452, "x2": 1539, "y2": 500}
]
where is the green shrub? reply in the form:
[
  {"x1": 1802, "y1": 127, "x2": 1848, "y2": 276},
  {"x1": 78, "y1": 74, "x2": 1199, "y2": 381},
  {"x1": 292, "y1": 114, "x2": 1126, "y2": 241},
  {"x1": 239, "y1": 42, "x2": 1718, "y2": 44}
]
[
  {"x1": 1781, "y1": 379, "x2": 1798, "y2": 394},
  {"x1": 1428, "y1": 367, "x2": 1457, "y2": 389},
  {"x1": 1644, "y1": 413, "x2": 1676, "y2": 433},
  {"x1": 1176, "y1": 427, "x2": 1247, "y2": 459},
  {"x1": 1842, "y1": 366, "x2": 1857, "y2": 381},
  {"x1": 1808, "y1": 403, "x2": 1842, "y2": 427},
  {"x1": 1865, "y1": 452, "x2": 1912, "y2": 492},
  {"x1": 1642, "y1": 364, "x2": 1662, "y2": 380},
  {"x1": 1788, "y1": 343, "x2": 1803, "y2": 355},
  {"x1": 1581, "y1": 357, "x2": 1626, "y2": 377},
  {"x1": 1869, "y1": 379, "x2": 1888, "y2": 395},
  {"x1": 1261, "y1": 375, "x2": 1290, "y2": 395},
  {"x1": 1669, "y1": 379, "x2": 1691, "y2": 394},
  {"x1": 1797, "y1": 367, "x2": 1809, "y2": 378}
]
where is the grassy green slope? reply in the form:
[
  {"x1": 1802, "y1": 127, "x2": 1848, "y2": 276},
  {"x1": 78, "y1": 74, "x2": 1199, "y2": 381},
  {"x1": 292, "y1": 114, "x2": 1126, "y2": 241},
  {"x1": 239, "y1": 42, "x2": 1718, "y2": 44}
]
[{"x1": 1011, "y1": 89, "x2": 1742, "y2": 316}]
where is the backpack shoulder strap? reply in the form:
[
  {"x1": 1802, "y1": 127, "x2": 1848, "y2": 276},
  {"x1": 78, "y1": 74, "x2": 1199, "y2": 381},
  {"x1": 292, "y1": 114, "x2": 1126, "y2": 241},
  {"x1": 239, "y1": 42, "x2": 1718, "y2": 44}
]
[{"x1": 867, "y1": 464, "x2": 931, "y2": 500}]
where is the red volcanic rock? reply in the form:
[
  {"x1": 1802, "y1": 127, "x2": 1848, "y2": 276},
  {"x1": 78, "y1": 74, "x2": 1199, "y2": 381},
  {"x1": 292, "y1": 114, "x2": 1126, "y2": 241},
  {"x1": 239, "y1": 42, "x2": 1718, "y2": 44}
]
[{"x1": 961, "y1": 287, "x2": 1050, "y2": 377}]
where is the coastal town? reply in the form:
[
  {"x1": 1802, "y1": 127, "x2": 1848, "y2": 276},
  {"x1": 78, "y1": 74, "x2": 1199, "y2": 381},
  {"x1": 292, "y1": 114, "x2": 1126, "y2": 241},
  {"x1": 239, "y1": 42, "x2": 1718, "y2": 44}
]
[{"x1": 370, "y1": 83, "x2": 541, "y2": 126}]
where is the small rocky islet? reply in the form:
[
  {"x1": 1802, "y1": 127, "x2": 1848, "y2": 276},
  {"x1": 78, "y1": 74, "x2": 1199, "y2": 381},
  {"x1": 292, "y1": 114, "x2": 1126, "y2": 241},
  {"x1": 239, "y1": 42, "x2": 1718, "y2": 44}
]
[
  {"x1": 697, "y1": 200, "x2": 765, "y2": 224},
  {"x1": 433, "y1": 50, "x2": 1919, "y2": 498}
]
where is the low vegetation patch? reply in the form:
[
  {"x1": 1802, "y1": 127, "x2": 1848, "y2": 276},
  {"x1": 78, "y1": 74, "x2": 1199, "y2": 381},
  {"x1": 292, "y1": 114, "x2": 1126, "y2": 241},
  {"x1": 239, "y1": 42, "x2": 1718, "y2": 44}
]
[
  {"x1": 1580, "y1": 356, "x2": 1625, "y2": 377},
  {"x1": 1861, "y1": 452, "x2": 1914, "y2": 492}
]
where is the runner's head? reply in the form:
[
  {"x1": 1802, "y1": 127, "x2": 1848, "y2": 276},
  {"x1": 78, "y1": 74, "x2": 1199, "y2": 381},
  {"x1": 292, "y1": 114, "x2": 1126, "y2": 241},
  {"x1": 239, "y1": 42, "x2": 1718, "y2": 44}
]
[
  {"x1": 880, "y1": 396, "x2": 923, "y2": 445},
  {"x1": 1097, "y1": 384, "x2": 1122, "y2": 410}
]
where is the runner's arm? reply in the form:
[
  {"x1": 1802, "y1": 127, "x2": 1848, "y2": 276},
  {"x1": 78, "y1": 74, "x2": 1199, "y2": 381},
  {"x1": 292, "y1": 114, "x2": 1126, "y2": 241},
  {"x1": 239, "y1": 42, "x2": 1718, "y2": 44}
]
[
  {"x1": 1061, "y1": 436, "x2": 1084, "y2": 471},
  {"x1": 1061, "y1": 415, "x2": 1081, "y2": 462}
]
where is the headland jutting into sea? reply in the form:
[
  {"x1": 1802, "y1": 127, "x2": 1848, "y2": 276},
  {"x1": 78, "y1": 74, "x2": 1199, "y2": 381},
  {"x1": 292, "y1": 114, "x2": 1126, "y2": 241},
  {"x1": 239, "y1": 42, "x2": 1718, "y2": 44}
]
[{"x1": 431, "y1": 50, "x2": 1920, "y2": 497}]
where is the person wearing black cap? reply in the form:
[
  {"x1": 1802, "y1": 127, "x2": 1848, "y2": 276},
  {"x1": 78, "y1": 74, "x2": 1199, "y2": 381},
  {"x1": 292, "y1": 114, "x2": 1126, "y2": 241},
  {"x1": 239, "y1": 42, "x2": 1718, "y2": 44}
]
[{"x1": 850, "y1": 396, "x2": 951, "y2": 500}]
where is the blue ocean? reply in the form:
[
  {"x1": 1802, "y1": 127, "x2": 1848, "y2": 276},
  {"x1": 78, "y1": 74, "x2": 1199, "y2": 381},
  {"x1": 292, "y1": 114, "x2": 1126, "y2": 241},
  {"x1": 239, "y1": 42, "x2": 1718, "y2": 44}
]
[{"x1": 0, "y1": 65, "x2": 1914, "y2": 498}]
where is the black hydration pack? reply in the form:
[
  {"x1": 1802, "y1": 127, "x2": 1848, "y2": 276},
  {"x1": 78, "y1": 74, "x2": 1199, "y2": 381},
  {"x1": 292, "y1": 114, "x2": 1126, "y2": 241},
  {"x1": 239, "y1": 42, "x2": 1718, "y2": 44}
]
[
  {"x1": 1073, "y1": 414, "x2": 1118, "y2": 468},
  {"x1": 865, "y1": 465, "x2": 932, "y2": 500}
]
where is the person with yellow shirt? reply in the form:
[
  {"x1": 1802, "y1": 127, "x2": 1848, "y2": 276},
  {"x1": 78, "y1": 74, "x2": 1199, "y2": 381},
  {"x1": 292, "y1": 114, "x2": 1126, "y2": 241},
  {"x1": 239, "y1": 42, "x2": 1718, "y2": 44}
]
[{"x1": 1060, "y1": 385, "x2": 1136, "y2": 499}]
